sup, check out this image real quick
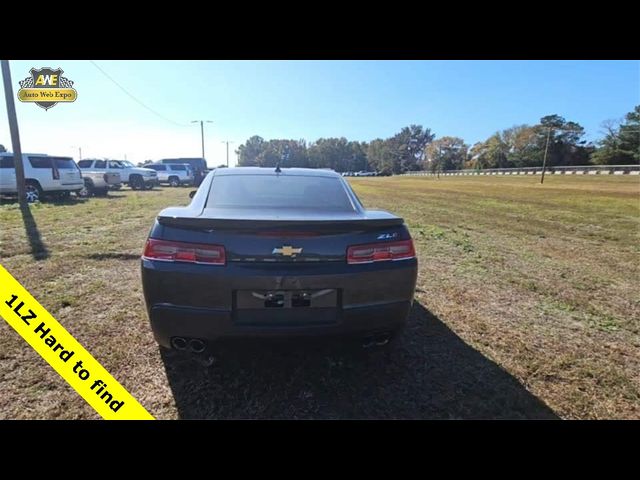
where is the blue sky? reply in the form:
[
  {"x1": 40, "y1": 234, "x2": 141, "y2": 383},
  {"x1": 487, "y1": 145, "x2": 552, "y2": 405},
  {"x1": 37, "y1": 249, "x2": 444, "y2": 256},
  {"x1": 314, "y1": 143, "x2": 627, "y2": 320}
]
[{"x1": 1, "y1": 60, "x2": 638, "y2": 167}]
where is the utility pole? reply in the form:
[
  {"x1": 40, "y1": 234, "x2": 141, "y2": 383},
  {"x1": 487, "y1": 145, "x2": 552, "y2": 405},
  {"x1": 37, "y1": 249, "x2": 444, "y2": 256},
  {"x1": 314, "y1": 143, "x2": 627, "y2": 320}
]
[
  {"x1": 1, "y1": 60, "x2": 26, "y2": 207},
  {"x1": 221, "y1": 140, "x2": 234, "y2": 167},
  {"x1": 70, "y1": 145, "x2": 82, "y2": 160},
  {"x1": 541, "y1": 126, "x2": 552, "y2": 184},
  {"x1": 191, "y1": 120, "x2": 213, "y2": 159}
]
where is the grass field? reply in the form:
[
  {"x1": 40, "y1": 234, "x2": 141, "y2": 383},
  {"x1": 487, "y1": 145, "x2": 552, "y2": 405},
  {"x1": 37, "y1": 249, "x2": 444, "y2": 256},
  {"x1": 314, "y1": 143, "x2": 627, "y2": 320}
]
[{"x1": 1, "y1": 175, "x2": 638, "y2": 419}]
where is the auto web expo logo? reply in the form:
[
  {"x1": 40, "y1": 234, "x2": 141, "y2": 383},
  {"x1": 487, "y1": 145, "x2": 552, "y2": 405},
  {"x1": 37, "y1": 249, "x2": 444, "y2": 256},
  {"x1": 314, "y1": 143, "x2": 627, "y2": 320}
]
[{"x1": 17, "y1": 67, "x2": 77, "y2": 111}]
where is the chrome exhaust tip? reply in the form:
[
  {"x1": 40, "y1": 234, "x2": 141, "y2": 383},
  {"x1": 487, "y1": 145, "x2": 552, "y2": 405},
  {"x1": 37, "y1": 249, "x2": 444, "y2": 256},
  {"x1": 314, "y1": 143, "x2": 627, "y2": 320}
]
[
  {"x1": 362, "y1": 336, "x2": 375, "y2": 349},
  {"x1": 171, "y1": 337, "x2": 188, "y2": 350},
  {"x1": 362, "y1": 333, "x2": 391, "y2": 348},
  {"x1": 189, "y1": 338, "x2": 206, "y2": 354}
]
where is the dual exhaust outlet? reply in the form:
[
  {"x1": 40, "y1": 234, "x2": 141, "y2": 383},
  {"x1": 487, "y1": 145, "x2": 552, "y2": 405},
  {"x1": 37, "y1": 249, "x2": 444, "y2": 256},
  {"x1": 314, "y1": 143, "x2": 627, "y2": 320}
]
[
  {"x1": 171, "y1": 336, "x2": 206, "y2": 353},
  {"x1": 362, "y1": 332, "x2": 392, "y2": 349},
  {"x1": 172, "y1": 333, "x2": 391, "y2": 352}
]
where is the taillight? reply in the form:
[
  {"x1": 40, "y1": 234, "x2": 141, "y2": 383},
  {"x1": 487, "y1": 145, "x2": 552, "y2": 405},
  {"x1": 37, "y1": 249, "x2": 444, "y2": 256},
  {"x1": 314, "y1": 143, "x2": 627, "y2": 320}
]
[
  {"x1": 143, "y1": 238, "x2": 225, "y2": 265},
  {"x1": 347, "y1": 239, "x2": 415, "y2": 264}
]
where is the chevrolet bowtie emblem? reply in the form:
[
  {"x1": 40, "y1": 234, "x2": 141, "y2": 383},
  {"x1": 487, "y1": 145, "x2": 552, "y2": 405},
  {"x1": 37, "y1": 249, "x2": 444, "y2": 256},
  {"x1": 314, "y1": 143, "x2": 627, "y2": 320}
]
[{"x1": 272, "y1": 245, "x2": 303, "y2": 257}]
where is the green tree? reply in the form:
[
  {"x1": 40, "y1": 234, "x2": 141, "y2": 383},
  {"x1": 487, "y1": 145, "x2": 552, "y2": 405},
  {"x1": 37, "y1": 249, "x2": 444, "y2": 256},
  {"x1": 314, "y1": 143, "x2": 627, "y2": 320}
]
[
  {"x1": 591, "y1": 106, "x2": 640, "y2": 165},
  {"x1": 470, "y1": 115, "x2": 590, "y2": 169},
  {"x1": 237, "y1": 135, "x2": 266, "y2": 166},
  {"x1": 387, "y1": 125, "x2": 435, "y2": 173},
  {"x1": 308, "y1": 137, "x2": 352, "y2": 171},
  {"x1": 262, "y1": 139, "x2": 308, "y2": 168},
  {"x1": 348, "y1": 141, "x2": 369, "y2": 172},
  {"x1": 469, "y1": 132, "x2": 510, "y2": 169},
  {"x1": 237, "y1": 137, "x2": 309, "y2": 167},
  {"x1": 502, "y1": 125, "x2": 540, "y2": 167},
  {"x1": 536, "y1": 114, "x2": 588, "y2": 166},
  {"x1": 366, "y1": 138, "x2": 394, "y2": 174},
  {"x1": 424, "y1": 136, "x2": 468, "y2": 171}
]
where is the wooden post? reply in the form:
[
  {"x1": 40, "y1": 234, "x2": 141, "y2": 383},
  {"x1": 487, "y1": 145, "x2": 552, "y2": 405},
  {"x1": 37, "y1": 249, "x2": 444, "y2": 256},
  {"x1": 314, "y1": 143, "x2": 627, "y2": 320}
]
[
  {"x1": 1, "y1": 60, "x2": 26, "y2": 207},
  {"x1": 541, "y1": 126, "x2": 552, "y2": 185}
]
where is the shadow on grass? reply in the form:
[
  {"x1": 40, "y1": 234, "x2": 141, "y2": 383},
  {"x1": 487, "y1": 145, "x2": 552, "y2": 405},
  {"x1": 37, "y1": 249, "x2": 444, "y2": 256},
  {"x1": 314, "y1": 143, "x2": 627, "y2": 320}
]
[
  {"x1": 47, "y1": 194, "x2": 125, "y2": 205},
  {"x1": 83, "y1": 252, "x2": 140, "y2": 261},
  {"x1": 160, "y1": 302, "x2": 558, "y2": 419},
  {"x1": 19, "y1": 204, "x2": 49, "y2": 261}
]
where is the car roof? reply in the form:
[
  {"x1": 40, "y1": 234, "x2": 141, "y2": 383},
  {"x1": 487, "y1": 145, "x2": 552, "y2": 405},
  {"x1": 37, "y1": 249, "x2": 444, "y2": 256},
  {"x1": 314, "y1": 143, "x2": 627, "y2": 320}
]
[
  {"x1": 0, "y1": 152, "x2": 51, "y2": 156},
  {"x1": 214, "y1": 167, "x2": 340, "y2": 178},
  {"x1": 158, "y1": 157, "x2": 206, "y2": 163}
]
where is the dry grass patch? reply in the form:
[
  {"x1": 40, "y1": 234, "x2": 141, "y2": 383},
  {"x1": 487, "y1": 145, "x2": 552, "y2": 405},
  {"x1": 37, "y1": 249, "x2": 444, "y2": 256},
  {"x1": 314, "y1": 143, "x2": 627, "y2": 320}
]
[{"x1": 0, "y1": 175, "x2": 638, "y2": 419}]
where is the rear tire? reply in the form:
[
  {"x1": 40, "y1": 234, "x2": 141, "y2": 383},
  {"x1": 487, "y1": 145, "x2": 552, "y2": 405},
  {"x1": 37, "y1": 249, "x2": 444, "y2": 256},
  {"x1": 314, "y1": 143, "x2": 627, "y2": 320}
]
[
  {"x1": 24, "y1": 181, "x2": 42, "y2": 203},
  {"x1": 55, "y1": 190, "x2": 71, "y2": 200},
  {"x1": 129, "y1": 175, "x2": 144, "y2": 190},
  {"x1": 78, "y1": 179, "x2": 93, "y2": 198}
]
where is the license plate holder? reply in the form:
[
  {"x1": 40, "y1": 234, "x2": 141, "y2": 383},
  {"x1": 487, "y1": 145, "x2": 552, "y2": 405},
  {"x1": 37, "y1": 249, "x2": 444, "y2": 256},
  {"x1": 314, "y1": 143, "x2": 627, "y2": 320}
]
[{"x1": 236, "y1": 289, "x2": 338, "y2": 309}]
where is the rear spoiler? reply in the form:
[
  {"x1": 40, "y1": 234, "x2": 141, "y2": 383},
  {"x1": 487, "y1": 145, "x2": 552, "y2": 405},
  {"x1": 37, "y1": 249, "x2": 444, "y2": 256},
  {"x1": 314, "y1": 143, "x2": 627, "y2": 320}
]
[{"x1": 157, "y1": 215, "x2": 405, "y2": 232}]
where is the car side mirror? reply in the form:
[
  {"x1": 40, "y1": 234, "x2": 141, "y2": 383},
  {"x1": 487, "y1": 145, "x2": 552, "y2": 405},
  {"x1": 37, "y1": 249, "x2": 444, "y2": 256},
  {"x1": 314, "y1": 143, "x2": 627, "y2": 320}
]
[{"x1": 189, "y1": 190, "x2": 196, "y2": 199}]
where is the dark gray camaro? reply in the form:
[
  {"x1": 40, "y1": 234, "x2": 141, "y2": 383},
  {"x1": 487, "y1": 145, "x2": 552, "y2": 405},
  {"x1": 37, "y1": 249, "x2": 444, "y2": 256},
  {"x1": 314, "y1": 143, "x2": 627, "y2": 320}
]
[{"x1": 141, "y1": 167, "x2": 417, "y2": 353}]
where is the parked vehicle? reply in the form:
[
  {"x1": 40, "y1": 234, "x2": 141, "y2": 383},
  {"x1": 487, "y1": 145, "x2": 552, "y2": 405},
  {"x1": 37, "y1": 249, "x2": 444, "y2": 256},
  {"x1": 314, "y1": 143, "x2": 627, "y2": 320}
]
[
  {"x1": 158, "y1": 158, "x2": 207, "y2": 186},
  {"x1": 146, "y1": 163, "x2": 194, "y2": 187},
  {"x1": 0, "y1": 152, "x2": 84, "y2": 202},
  {"x1": 78, "y1": 159, "x2": 158, "y2": 190},
  {"x1": 141, "y1": 167, "x2": 417, "y2": 358},
  {"x1": 78, "y1": 169, "x2": 121, "y2": 197}
]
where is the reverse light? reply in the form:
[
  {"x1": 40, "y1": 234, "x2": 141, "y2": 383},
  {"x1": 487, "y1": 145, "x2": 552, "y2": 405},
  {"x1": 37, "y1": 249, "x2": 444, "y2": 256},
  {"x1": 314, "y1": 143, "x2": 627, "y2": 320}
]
[
  {"x1": 143, "y1": 238, "x2": 225, "y2": 265},
  {"x1": 347, "y1": 239, "x2": 415, "y2": 264}
]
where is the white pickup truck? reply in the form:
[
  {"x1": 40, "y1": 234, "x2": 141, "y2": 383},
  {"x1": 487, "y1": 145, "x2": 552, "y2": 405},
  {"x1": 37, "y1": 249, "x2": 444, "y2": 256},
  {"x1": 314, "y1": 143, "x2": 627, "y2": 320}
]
[
  {"x1": 78, "y1": 169, "x2": 121, "y2": 197},
  {"x1": 77, "y1": 159, "x2": 158, "y2": 190}
]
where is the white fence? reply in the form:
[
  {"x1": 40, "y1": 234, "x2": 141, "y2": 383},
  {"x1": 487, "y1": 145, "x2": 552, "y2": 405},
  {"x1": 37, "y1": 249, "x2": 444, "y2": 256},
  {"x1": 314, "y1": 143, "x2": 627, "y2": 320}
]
[{"x1": 400, "y1": 165, "x2": 640, "y2": 177}]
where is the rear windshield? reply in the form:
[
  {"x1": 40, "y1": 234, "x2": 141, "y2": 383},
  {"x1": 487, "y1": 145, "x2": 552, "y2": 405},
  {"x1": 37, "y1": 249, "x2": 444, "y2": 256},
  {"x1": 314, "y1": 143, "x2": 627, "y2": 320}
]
[
  {"x1": 162, "y1": 159, "x2": 205, "y2": 170},
  {"x1": 28, "y1": 156, "x2": 53, "y2": 168},
  {"x1": 206, "y1": 175, "x2": 355, "y2": 211},
  {"x1": 0, "y1": 157, "x2": 14, "y2": 168},
  {"x1": 53, "y1": 157, "x2": 77, "y2": 169}
]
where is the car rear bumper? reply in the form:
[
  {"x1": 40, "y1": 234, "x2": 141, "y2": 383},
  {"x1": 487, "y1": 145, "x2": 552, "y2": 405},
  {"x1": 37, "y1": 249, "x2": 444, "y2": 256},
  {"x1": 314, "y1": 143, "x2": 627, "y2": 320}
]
[
  {"x1": 148, "y1": 300, "x2": 411, "y2": 347},
  {"x1": 53, "y1": 182, "x2": 84, "y2": 191},
  {"x1": 142, "y1": 258, "x2": 417, "y2": 347}
]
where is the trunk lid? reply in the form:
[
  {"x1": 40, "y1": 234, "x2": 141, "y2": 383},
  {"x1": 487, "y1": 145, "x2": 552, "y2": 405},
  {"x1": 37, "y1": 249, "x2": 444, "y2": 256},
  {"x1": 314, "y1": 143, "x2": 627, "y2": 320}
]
[{"x1": 156, "y1": 207, "x2": 409, "y2": 264}]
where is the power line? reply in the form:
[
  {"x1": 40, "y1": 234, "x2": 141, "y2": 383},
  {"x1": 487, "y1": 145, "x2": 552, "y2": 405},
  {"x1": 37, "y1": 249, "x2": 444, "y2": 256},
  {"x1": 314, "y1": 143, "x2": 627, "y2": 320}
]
[{"x1": 89, "y1": 60, "x2": 187, "y2": 127}]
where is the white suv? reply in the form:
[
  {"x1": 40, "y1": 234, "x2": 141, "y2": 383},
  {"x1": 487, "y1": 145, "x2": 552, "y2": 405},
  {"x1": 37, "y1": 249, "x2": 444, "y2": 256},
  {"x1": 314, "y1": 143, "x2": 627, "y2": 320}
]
[
  {"x1": 145, "y1": 163, "x2": 194, "y2": 187},
  {"x1": 0, "y1": 152, "x2": 84, "y2": 202}
]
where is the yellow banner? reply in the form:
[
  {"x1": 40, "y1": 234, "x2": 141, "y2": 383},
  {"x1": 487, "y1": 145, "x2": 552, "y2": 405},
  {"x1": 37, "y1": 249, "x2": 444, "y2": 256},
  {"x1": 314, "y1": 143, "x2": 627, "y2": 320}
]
[
  {"x1": 17, "y1": 88, "x2": 77, "y2": 102},
  {"x1": 0, "y1": 263, "x2": 154, "y2": 420}
]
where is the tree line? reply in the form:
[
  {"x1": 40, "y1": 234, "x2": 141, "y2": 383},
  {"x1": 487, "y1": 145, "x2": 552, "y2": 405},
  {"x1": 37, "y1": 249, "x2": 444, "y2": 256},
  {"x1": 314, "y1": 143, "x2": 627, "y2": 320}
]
[{"x1": 236, "y1": 106, "x2": 639, "y2": 173}]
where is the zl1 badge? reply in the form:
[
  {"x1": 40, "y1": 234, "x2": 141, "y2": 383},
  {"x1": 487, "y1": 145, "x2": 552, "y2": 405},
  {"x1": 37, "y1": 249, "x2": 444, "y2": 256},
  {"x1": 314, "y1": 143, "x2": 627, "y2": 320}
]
[{"x1": 17, "y1": 67, "x2": 77, "y2": 110}]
